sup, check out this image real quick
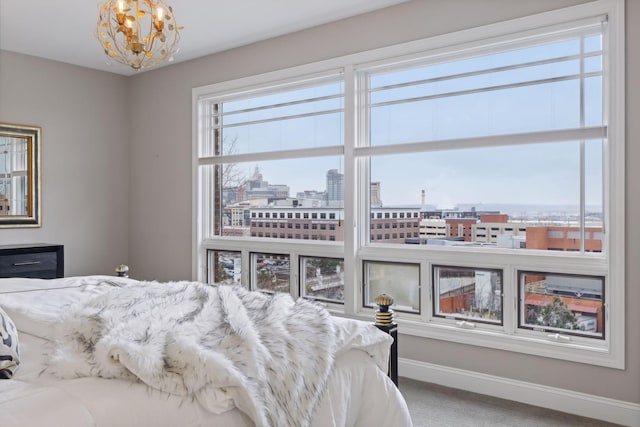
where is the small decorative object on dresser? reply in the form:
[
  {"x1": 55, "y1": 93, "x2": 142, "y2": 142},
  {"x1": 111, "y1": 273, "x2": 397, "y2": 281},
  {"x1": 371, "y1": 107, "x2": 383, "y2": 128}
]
[
  {"x1": 0, "y1": 244, "x2": 64, "y2": 279},
  {"x1": 375, "y1": 293, "x2": 398, "y2": 386}
]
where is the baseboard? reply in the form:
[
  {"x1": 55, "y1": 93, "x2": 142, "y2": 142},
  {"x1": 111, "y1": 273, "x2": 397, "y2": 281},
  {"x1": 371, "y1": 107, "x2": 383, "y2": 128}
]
[{"x1": 399, "y1": 358, "x2": 640, "y2": 427}]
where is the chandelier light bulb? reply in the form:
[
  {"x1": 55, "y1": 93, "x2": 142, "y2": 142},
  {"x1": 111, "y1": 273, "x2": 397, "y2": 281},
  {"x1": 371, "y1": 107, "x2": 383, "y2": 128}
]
[{"x1": 97, "y1": 0, "x2": 183, "y2": 71}]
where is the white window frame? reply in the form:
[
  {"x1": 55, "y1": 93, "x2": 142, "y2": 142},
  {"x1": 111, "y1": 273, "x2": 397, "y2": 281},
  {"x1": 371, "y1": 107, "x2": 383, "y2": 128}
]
[{"x1": 193, "y1": 0, "x2": 624, "y2": 368}]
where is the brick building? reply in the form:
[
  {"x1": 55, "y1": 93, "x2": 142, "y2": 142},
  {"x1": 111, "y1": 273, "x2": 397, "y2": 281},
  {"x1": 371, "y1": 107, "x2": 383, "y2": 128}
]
[
  {"x1": 250, "y1": 207, "x2": 344, "y2": 241},
  {"x1": 526, "y1": 226, "x2": 603, "y2": 252}
]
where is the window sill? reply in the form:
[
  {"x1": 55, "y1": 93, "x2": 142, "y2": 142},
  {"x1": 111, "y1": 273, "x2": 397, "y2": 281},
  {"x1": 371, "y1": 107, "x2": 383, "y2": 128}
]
[{"x1": 398, "y1": 318, "x2": 620, "y2": 369}]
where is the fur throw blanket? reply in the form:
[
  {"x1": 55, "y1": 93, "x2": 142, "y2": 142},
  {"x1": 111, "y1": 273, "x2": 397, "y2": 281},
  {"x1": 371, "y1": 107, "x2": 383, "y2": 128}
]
[{"x1": 46, "y1": 281, "x2": 336, "y2": 427}]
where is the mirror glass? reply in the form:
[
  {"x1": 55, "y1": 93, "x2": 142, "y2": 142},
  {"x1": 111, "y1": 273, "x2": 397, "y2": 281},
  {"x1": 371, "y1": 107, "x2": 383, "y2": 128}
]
[{"x1": 0, "y1": 123, "x2": 41, "y2": 228}]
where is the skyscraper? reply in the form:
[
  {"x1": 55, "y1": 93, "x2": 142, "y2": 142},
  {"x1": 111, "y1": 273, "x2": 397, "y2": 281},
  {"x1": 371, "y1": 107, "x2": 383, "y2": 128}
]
[
  {"x1": 326, "y1": 169, "x2": 344, "y2": 202},
  {"x1": 371, "y1": 182, "x2": 381, "y2": 207}
]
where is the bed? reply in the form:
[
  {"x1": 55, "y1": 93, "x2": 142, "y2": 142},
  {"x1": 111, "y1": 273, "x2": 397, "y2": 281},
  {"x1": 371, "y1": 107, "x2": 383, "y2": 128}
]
[{"x1": 0, "y1": 275, "x2": 413, "y2": 427}]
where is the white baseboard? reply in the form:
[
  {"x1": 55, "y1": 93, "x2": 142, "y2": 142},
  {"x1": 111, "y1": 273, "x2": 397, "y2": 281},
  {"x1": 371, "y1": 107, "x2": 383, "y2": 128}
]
[{"x1": 399, "y1": 358, "x2": 640, "y2": 427}]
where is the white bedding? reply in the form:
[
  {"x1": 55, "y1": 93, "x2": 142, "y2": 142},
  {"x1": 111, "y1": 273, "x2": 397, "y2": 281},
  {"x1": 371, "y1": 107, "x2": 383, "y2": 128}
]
[{"x1": 0, "y1": 276, "x2": 412, "y2": 427}]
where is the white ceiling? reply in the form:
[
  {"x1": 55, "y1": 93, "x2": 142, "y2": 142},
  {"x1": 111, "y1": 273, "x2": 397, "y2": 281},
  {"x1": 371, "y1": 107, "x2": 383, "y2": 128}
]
[{"x1": 0, "y1": 0, "x2": 408, "y2": 76}]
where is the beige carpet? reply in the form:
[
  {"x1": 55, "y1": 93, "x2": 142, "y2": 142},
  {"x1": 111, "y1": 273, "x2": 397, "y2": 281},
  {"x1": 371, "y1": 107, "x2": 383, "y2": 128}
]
[{"x1": 398, "y1": 377, "x2": 623, "y2": 427}]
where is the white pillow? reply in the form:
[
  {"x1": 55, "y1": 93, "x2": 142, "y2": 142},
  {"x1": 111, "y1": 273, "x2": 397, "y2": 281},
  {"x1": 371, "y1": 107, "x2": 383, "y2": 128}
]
[{"x1": 0, "y1": 306, "x2": 20, "y2": 379}]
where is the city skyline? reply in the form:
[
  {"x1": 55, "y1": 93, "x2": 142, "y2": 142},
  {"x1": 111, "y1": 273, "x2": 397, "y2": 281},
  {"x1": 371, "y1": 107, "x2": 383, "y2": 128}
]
[
  {"x1": 217, "y1": 33, "x2": 603, "y2": 214},
  {"x1": 224, "y1": 164, "x2": 602, "y2": 220}
]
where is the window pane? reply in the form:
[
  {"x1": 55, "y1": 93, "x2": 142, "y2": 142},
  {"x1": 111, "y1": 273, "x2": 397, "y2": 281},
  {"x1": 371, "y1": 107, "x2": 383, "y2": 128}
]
[
  {"x1": 520, "y1": 271, "x2": 604, "y2": 338},
  {"x1": 212, "y1": 157, "x2": 344, "y2": 240},
  {"x1": 224, "y1": 81, "x2": 343, "y2": 114},
  {"x1": 370, "y1": 38, "x2": 580, "y2": 89},
  {"x1": 583, "y1": 34, "x2": 602, "y2": 53},
  {"x1": 584, "y1": 76, "x2": 603, "y2": 126},
  {"x1": 300, "y1": 256, "x2": 344, "y2": 303},
  {"x1": 201, "y1": 81, "x2": 344, "y2": 157},
  {"x1": 370, "y1": 79, "x2": 580, "y2": 145},
  {"x1": 364, "y1": 261, "x2": 420, "y2": 313},
  {"x1": 585, "y1": 137, "x2": 603, "y2": 253},
  {"x1": 584, "y1": 55, "x2": 602, "y2": 74},
  {"x1": 368, "y1": 141, "x2": 606, "y2": 252},
  {"x1": 371, "y1": 60, "x2": 580, "y2": 105},
  {"x1": 433, "y1": 266, "x2": 502, "y2": 324},
  {"x1": 207, "y1": 250, "x2": 241, "y2": 285},
  {"x1": 368, "y1": 34, "x2": 603, "y2": 146},
  {"x1": 368, "y1": 34, "x2": 601, "y2": 146},
  {"x1": 251, "y1": 253, "x2": 290, "y2": 293},
  {"x1": 222, "y1": 112, "x2": 343, "y2": 154}
]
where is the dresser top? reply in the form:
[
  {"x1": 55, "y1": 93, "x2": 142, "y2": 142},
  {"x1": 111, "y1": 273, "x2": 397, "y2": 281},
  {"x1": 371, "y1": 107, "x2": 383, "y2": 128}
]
[{"x1": 0, "y1": 243, "x2": 62, "y2": 250}]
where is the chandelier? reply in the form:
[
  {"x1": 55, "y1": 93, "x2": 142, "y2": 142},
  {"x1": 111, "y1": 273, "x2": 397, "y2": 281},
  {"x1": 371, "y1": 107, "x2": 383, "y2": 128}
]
[{"x1": 97, "y1": 0, "x2": 183, "y2": 71}]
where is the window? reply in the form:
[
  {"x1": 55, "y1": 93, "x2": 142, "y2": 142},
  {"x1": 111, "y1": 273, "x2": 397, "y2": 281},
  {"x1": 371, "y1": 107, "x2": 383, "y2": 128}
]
[
  {"x1": 519, "y1": 271, "x2": 604, "y2": 339},
  {"x1": 433, "y1": 266, "x2": 502, "y2": 325},
  {"x1": 206, "y1": 250, "x2": 241, "y2": 285},
  {"x1": 197, "y1": 75, "x2": 344, "y2": 241},
  {"x1": 251, "y1": 253, "x2": 290, "y2": 293},
  {"x1": 363, "y1": 261, "x2": 420, "y2": 313},
  {"x1": 196, "y1": 1, "x2": 624, "y2": 368},
  {"x1": 300, "y1": 256, "x2": 344, "y2": 303}
]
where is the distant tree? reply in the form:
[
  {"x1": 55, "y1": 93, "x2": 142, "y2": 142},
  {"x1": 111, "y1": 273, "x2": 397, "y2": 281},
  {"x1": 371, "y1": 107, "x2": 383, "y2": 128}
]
[
  {"x1": 222, "y1": 136, "x2": 247, "y2": 189},
  {"x1": 257, "y1": 268, "x2": 277, "y2": 290},
  {"x1": 217, "y1": 264, "x2": 231, "y2": 282},
  {"x1": 538, "y1": 296, "x2": 579, "y2": 330},
  {"x1": 217, "y1": 135, "x2": 248, "y2": 198}
]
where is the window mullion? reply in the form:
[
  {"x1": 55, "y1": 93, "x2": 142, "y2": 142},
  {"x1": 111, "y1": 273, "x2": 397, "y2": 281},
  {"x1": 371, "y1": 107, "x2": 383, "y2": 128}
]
[
  {"x1": 580, "y1": 35, "x2": 587, "y2": 254},
  {"x1": 342, "y1": 64, "x2": 357, "y2": 314}
]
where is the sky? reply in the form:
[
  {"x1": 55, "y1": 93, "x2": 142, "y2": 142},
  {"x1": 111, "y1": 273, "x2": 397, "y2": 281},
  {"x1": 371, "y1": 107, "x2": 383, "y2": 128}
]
[{"x1": 214, "y1": 33, "x2": 604, "y2": 214}]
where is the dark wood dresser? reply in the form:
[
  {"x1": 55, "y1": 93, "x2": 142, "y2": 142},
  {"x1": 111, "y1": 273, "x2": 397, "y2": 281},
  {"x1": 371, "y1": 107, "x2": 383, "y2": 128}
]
[{"x1": 0, "y1": 244, "x2": 64, "y2": 279}]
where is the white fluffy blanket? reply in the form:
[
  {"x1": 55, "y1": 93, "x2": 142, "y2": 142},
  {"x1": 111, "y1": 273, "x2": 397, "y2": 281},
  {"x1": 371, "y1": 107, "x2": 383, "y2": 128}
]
[{"x1": 45, "y1": 281, "x2": 336, "y2": 427}]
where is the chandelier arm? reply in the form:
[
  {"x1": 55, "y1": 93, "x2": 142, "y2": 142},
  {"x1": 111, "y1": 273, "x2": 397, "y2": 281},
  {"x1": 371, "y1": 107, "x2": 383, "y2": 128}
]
[
  {"x1": 109, "y1": 13, "x2": 131, "y2": 63},
  {"x1": 140, "y1": 13, "x2": 158, "y2": 67},
  {"x1": 109, "y1": 17, "x2": 133, "y2": 66},
  {"x1": 98, "y1": 8, "x2": 128, "y2": 66}
]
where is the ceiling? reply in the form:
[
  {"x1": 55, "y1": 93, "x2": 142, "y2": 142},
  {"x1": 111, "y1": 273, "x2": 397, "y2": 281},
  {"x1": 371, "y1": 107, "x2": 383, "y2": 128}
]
[{"x1": 0, "y1": 0, "x2": 408, "y2": 76}]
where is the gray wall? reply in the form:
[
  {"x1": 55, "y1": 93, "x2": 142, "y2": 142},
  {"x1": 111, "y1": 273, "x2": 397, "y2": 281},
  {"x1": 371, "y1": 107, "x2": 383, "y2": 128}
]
[
  {"x1": 0, "y1": 51, "x2": 130, "y2": 276},
  {"x1": 1, "y1": 0, "x2": 637, "y2": 405}
]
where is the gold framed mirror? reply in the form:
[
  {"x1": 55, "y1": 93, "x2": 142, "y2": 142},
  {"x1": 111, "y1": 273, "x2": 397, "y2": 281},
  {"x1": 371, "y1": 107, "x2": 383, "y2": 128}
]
[{"x1": 0, "y1": 123, "x2": 41, "y2": 228}]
